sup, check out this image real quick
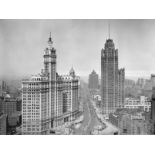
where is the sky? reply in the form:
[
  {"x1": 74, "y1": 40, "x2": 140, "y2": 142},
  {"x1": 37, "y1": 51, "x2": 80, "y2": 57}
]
[{"x1": 0, "y1": 19, "x2": 155, "y2": 80}]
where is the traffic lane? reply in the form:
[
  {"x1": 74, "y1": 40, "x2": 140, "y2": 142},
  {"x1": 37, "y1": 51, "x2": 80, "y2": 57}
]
[
  {"x1": 73, "y1": 100, "x2": 91, "y2": 134},
  {"x1": 85, "y1": 100, "x2": 103, "y2": 134}
]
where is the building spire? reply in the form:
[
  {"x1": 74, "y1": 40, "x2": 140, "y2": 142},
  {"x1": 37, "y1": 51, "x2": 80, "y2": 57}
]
[
  {"x1": 108, "y1": 22, "x2": 110, "y2": 39},
  {"x1": 48, "y1": 32, "x2": 52, "y2": 42},
  {"x1": 48, "y1": 32, "x2": 53, "y2": 49}
]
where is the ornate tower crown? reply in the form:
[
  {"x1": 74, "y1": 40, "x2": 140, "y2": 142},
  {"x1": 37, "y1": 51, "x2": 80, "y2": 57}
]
[
  {"x1": 48, "y1": 32, "x2": 53, "y2": 50},
  {"x1": 70, "y1": 67, "x2": 75, "y2": 77},
  {"x1": 104, "y1": 39, "x2": 115, "y2": 49}
]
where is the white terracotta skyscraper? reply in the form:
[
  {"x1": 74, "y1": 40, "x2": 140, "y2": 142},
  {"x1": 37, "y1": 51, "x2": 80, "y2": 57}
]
[{"x1": 22, "y1": 34, "x2": 80, "y2": 134}]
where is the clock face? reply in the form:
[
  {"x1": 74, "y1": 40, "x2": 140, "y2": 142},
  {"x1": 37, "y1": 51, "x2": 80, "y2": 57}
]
[
  {"x1": 50, "y1": 57, "x2": 56, "y2": 62},
  {"x1": 44, "y1": 57, "x2": 48, "y2": 62}
]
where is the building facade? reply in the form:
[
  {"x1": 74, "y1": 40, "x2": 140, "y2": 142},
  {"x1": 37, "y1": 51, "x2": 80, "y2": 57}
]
[
  {"x1": 136, "y1": 78, "x2": 145, "y2": 88},
  {"x1": 109, "y1": 111, "x2": 148, "y2": 135},
  {"x1": 151, "y1": 87, "x2": 155, "y2": 134},
  {"x1": 151, "y1": 74, "x2": 155, "y2": 87},
  {"x1": 22, "y1": 75, "x2": 50, "y2": 135},
  {"x1": 124, "y1": 96, "x2": 151, "y2": 112},
  {"x1": 0, "y1": 113, "x2": 7, "y2": 135},
  {"x1": 0, "y1": 97, "x2": 17, "y2": 116},
  {"x1": 101, "y1": 38, "x2": 125, "y2": 115},
  {"x1": 118, "y1": 68, "x2": 125, "y2": 108},
  {"x1": 0, "y1": 80, "x2": 7, "y2": 97},
  {"x1": 88, "y1": 70, "x2": 99, "y2": 90},
  {"x1": 22, "y1": 34, "x2": 80, "y2": 134}
]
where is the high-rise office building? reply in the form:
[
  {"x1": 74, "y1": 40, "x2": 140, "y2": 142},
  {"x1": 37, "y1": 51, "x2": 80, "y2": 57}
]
[
  {"x1": 125, "y1": 79, "x2": 135, "y2": 88},
  {"x1": 88, "y1": 70, "x2": 99, "y2": 90},
  {"x1": 0, "y1": 80, "x2": 7, "y2": 97},
  {"x1": 22, "y1": 74, "x2": 50, "y2": 135},
  {"x1": 151, "y1": 87, "x2": 155, "y2": 134},
  {"x1": 101, "y1": 38, "x2": 125, "y2": 115},
  {"x1": 136, "y1": 78, "x2": 145, "y2": 88},
  {"x1": 22, "y1": 34, "x2": 80, "y2": 134},
  {"x1": 151, "y1": 74, "x2": 155, "y2": 87},
  {"x1": 0, "y1": 113, "x2": 7, "y2": 135},
  {"x1": 118, "y1": 68, "x2": 125, "y2": 108}
]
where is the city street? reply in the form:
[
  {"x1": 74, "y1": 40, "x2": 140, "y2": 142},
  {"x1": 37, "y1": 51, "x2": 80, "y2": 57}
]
[
  {"x1": 73, "y1": 97, "x2": 103, "y2": 135},
  {"x1": 72, "y1": 82, "x2": 119, "y2": 135},
  {"x1": 91, "y1": 99, "x2": 120, "y2": 135},
  {"x1": 73, "y1": 83, "x2": 104, "y2": 135}
]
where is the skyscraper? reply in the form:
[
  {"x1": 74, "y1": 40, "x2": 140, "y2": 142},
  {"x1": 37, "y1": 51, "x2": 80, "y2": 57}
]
[
  {"x1": 0, "y1": 80, "x2": 7, "y2": 97},
  {"x1": 118, "y1": 68, "x2": 125, "y2": 108},
  {"x1": 151, "y1": 74, "x2": 155, "y2": 87},
  {"x1": 101, "y1": 38, "x2": 125, "y2": 115},
  {"x1": 151, "y1": 87, "x2": 155, "y2": 134},
  {"x1": 22, "y1": 34, "x2": 80, "y2": 134},
  {"x1": 22, "y1": 74, "x2": 51, "y2": 135},
  {"x1": 88, "y1": 70, "x2": 99, "y2": 90}
]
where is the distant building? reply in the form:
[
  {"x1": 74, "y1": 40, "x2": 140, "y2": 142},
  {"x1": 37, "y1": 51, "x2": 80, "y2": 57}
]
[
  {"x1": 151, "y1": 74, "x2": 155, "y2": 87},
  {"x1": 136, "y1": 78, "x2": 145, "y2": 88},
  {"x1": 142, "y1": 74, "x2": 155, "y2": 98},
  {"x1": 0, "y1": 113, "x2": 7, "y2": 135},
  {"x1": 93, "y1": 94, "x2": 101, "y2": 102},
  {"x1": 0, "y1": 80, "x2": 7, "y2": 97},
  {"x1": 101, "y1": 38, "x2": 125, "y2": 115},
  {"x1": 0, "y1": 97, "x2": 17, "y2": 116},
  {"x1": 151, "y1": 87, "x2": 155, "y2": 134},
  {"x1": 144, "y1": 79, "x2": 152, "y2": 90},
  {"x1": 142, "y1": 74, "x2": 155, "y2": 90},
  {"x1": 125, "y1": 79, "x2": 135, "y2": 88},
  {"x1": 124, "y1": 96, "x2": 151, "y2": 112},
  {"x1": 16, "y1": 99, "x2": 22, "y2": 111},
  {"x1": 118, "y1": 68, "x2": 125, "y2": 108},
  {"x1": 8, "y1": 112, "x2": 21, "y2": 127},
  {"x1": 88, "y1": 70, "x2": 99, "y2": 90}
]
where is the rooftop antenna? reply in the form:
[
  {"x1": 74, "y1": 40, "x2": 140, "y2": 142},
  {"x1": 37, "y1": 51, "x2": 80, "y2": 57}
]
[
  {"x1": 48, "y1": 32, "x2": 53, "y2": 44},
  {"x1": 108, "y1": 22, "x2": 110, "y2": 39}
]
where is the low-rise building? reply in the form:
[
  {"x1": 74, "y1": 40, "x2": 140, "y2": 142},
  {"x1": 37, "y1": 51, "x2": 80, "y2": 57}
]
[
  {"x1": 109, "y1": 109, "x2": 149, "y2": 135},
  {"x1": 0, "y1": 113, "x2": 7, "y2": 135},
  {"x1": 124, "y1": 96, "x2": 151, "y2": 112}
]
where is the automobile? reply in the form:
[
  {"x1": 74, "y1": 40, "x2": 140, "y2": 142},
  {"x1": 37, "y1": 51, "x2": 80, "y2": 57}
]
[
  {"x1": 50, "y1": 130, "x2": 55, "y2": 134},
  {"x1": 114, "y1": 132, "x2": 118, "y2": 135},
  {"x1": 11, "y1": 130, "x2": 16, "y2": 135},
  {"x1": 94, "y1": 125, "x2": 104, "y2": 131}
]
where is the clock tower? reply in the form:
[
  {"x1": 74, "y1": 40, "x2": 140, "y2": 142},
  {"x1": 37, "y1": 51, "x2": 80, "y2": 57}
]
[{"x1": 43, "y1": 33, "x2": 57, "y2": 127}]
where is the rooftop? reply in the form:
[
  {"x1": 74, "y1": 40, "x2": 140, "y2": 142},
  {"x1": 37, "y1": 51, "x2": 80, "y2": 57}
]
[
  {"x1": 22, "y1": 73, "x2": 48, "y2": 82},
  {"x1": 104, "y1": 39, "x2": 115, "y2": 49}
]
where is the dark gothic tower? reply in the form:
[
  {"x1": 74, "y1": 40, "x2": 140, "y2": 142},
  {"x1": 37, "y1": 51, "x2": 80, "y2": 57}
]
[{"x1": 101, "y1": 38, "x2": 118, "y2": 115}]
